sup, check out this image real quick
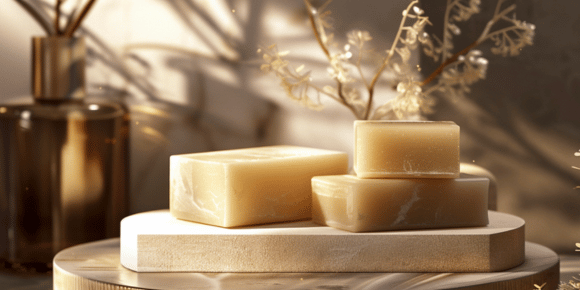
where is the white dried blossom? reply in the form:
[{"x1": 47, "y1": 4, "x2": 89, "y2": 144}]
[
  {"x1": 451, "y1": 0, "x2": 481, "y2": 22},
  {"x1": 347, "y1": 30, "x2": 372, "y2": 47},
  {"x1": 489, "y1": 20, "x2": 535, "y2": 57},
  {"x1": 413, "y1": 6, "x2": 424, "y2": 15},
  {"x1": 385, "y1": 2, "x2": 431, "y2": 81},
  {"x1": 328, "y1": 53, "x2": 353, "y2": 84},
  {"x1": 312, "y1": 4, "x2": 335, "y2": 48},
  {"x1": 393, "y1": 81, "x2": 435, "y2": 117},
  {"x1": 342, "y1": 85, "x2": 367, "y2": 116},
  {"x1": 259, "y1": 44, "x2": 323, "y2": 111},
  {"x1": 435, "y1": 50, "x2": 488, "y2": 99},
  {"x1": 420, "y1": 0, "x2": 534, "y2": 109},
  {"x1": 418, "y1": 32, "x2": 443, "y2": 62},
  {"x1": 557, "y1": 275, "x2": 580, "y2": 289},
  {"x1": 435, "y1": 0, "x2": 482, "y2": 61},
  {"x1": 373, "y1": 80, "x2": 434, "y2": 120},
  {"x1": 261, "y1": 0, "x2": 533, "y2": 121}
]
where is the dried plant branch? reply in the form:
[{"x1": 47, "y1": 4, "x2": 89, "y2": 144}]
[
  {"x1": 558, "y1": 274, "x2": 580, "y2": 289},
  {"x1": 439, "y1": 0, "x2": 480, "y2": 61},
  {"x1": 477, "y1": 2, "x2": 516, "y2": 43},
  {"x1": 441, "y1": 0, "x2": 454, "y2": 61},
  {"x1": 304, "y1": 0, "x2": 332, "y2": 59},
  {"x1": 351, "y1": 35, "x2": 370, "y2": 90},
  {"x1": 365, "y1": 0, "x2": 419, "y2": 119},
  {"x1": 56, "y1": 0, "x2": 63, "y2": 34},
  {"x1": 421, "y1": 40, "x2": 478, "y2": 87},
  {"x1": 574, "y1": 150, "x2": 580, "y2": 190},
  {"x1": 15, "y1": 0, "x2": 55, "y2": 35},
  {"x1": 421, "y1": 0, "x2": 533, "y2": 91},
  {"x1": 304, "y1": 0, "x2": 354, "y2": 113},
  {"x1": 260, "y1": 0, "x2": 533, "y2": 121},
  {"x1": 64, "y1": 5, "x2": 79, "y2": 33},
  {"x1": 64, "y1": 0, "x2": 96, "y2": 37}
]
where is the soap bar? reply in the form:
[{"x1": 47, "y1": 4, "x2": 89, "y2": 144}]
[
  {"x1": 461, "y1": 163, "x2": 498, "y2": 210},
  {"x1": 354, "y1": 121, "x2": 460, "y2": 178},
  {"x1": 311, "y1": 174, "x2": 489, "y2": 232},
  {"x1": 170, "y1": 145, "x2": 348, "y2": 228}
]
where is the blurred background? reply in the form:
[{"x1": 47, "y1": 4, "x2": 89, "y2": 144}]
[{"x1": 0, "y1": 0, "x2": 579, "y2": 254}]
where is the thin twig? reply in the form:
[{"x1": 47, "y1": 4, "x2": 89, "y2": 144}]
[
  {"x1": 304, "y1": 0, "x2": 331, "y2": 59},
  {"x1": 56, "y1": 0, "x2": 63, "y2": 34},
  {"x1": 15, "y1": 0, "x2": 55, "y2": 35},
  {"x1": 421, "y1": 1, "x2": 516, "y2": 88},
  {"x1": 355, "y1": 41, "x2": 370, "y2": 90},
  {"x1": 477, "y1": 3, "x2": 516, "y2": 43},
  {"x1": 64, "y1": 0, "x2": 97, "y2": 37},
  {"x1": 64, "y1": 6, "x2": 78, "y2": 34},
  {"x1": 304, "y1": 0, "x2": 357, "y2": 118},
  {"x1": 364, "y1": 0, "x2": 417, "y2": 119},
  {"x1": 441, "y1": 0, "x2": 455, "y2": 62},
  {"x1": 421, "y1": 39, "x2": 478, "y2": 87}
]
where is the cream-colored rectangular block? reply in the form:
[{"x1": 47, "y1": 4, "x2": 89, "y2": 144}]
[
  {"x1": 354, "y1": 121, "x2": 460, "y2": 178},
  {"x1": 311, "y1": 174, "x2": 489, "y2": 232},
  {"x1": 120, "y1": 210, "x2": 524, "y2": 273},
  {"x1": 461, "y1": 163, "x2": 498, "y2": 210},
  {"x1": 170, "y1": 145, "x2": 348, "y2": 228}
]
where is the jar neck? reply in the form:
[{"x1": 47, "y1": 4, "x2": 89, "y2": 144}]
[{"x1": 32, "y1": 36, "x2": 86, "y2": 101}]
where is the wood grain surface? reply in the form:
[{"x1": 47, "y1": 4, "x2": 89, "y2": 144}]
[
  {"x1": 120, "y1": 210, "x2": 524, "y2": 272},
  {"x1": 53, "y1": 238, "x2": 559, "y2": 290}
]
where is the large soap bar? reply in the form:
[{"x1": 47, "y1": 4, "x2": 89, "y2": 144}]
[
  {"x1": 170, "y1": 145, "x2": 348, "y2": 227},
  {"x1": 354, "y1": 121, "x2": 460, "y2": 178},
  {"x1": 461, "y1": 163, "x2": 498, "y2": 210},
  {"x1": 311, "y1": 174, "x2": 489, "y2": 232}
]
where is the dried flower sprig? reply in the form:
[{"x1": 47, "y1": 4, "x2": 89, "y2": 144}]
[
  {"x1": 16, "y1": 0, "x2": 98, "y2": 37},
  {"x1": 260, "y1": 0, "x2": 535, "y2": 120},
  {"x1": 422, "y1": 0, "x2": 535, "y2": 90},
  {"x1": 559, "y1": 275, "x2": 580, "y2": 290},
  {"x1": 259, "y1": 44, "x2": 327, "y2": 112},
  {"x1": 261, "y1": 0, "x2": 430, "y2": 120},
  {"x1": 574, "y1": 149, "x2": 580, "y2": 189}
]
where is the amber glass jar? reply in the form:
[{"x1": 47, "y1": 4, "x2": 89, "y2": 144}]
[{"x1": 0, "y1": 36, "x2": 129, "y2": 268}]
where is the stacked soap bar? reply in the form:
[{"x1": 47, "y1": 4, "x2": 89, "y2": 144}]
[
  {"x1": 354, "y1": 121, "x2": 460, "y2": 178},
  {"x1": 170, "y1": 145, "x2": 348, "y2": 227},
  {"x1": 312, "y1": 121, "x2": 490, "y2": 232}
]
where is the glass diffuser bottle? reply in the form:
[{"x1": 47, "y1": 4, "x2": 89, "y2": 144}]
[{"x1": 0, "y1": 36, "x2": 129, "y2": 268}]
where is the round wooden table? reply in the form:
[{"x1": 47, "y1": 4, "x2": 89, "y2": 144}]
[{"x1": 53, "y1": 238, "x2": 560, "y2": 289}]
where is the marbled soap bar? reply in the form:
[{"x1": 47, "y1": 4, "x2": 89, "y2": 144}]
[
  {"x1": 461, "y1": 163, "x2": 498, "y2": 210},
  {"x1": 170, "y1": 145, "x2": 348, "y2": 228},
  {"x1": 354, "y1": 121, "x2": 460, "y2": 178},
  {"x1": 311, "y1": 174, "x2": 489, "y2": 232}
]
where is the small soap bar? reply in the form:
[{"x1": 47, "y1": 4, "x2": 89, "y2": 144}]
[
  {"x1": 170, "y1": 145, "x2": 348, "y2": 228},
  {"x1": 311, "y1": 174, "x2": 489, "y2": 232},
  {"x1": 354, "y1": 121, "x2": 460, "y2": 178}
]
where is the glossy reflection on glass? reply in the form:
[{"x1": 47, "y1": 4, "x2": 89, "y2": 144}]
[{"x1": 0, "y1": 37, "x2": 129, "y2": 267}]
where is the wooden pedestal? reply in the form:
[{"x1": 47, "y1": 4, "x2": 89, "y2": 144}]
[{"x1": 120, "y1": 210, "x2": 524, "y2": 273}]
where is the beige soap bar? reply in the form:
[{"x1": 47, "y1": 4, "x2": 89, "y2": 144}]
[
  {"x1": 354, "y1": 121, "x2": 460, "y2": 178},
  {"x1": 170, "y1": 145, "x2": 348, "y2": 228},
  {"x1": 311, "y1": 174, "x2": 489, "y2": 232},
  {"x1": 461, "y1": 163, "x2": 498, "y2": 210}
]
